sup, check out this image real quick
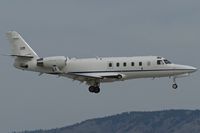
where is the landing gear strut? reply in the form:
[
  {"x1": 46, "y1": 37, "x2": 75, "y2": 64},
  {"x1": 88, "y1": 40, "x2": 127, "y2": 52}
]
[
  {"x1": 88, "y1": 86, "x2": 100, "y2": 93},
  {"x1": 172, "y1": 77, "x2": 178, "y2": 89}
]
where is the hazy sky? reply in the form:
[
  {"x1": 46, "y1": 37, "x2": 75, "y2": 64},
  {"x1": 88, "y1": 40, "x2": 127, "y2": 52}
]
[{"x1": 0, "y1": 0, "x2": 200, "y2": 132}]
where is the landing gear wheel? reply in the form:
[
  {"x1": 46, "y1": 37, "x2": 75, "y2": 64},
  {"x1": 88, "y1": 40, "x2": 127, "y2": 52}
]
[
  {"x1": 172, "y1": 77, "x2": 178, "y2": 89},
  {"x1": 172, "y1": 84, "x2": 178, "y2": 89},
  {"x1": 89, "y1": 86, "x2": 95, "y2": 93},
  {"x1": 94, "y1": 87, "x2": 100, "y2": 93},
  {"x1": 88, "y1": 86, "x2": 100, "y2": 93}
]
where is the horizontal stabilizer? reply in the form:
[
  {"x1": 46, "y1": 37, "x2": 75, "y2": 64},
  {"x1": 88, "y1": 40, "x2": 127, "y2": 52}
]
[
  {"x1": 10, "y1": 54, "x2": 34, "y2": 58},
  {"x1": 0, "y1": 53, "x2": 34, "y2": 59}
]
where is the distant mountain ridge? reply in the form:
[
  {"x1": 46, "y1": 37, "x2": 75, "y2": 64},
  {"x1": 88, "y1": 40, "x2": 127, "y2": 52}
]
[{"x1": 17, "y1": 110, "x2": 200, "y2": 133}]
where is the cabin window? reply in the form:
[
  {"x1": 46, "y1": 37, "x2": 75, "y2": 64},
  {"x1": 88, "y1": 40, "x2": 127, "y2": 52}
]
[
  {"x1": 157, "y1": 60, "x2": 161, "y2": 65},
  {"x1": 164, "y1": 59, "x2": 171, "y2": 64},
  {"x1": 123, "y1": 62, "x2": 127, "y2": 67},
  {"x1": 108, "y1": 62, "x2": 113, "y2": 67},
  {"x1": 157, "y1": 60, "x2": 163, "y2": 65},
  {"x1": 116, "y1": 62, "x2": 120, "y2": 67},
  {"x1": 139, "y1": 62, "x2": 142, "y2": 66},
  {"x1": 131, "y1": 62, "x2": 134, "y2": 66},
  {"x1": 147, "y1": 61, "x2": 151, "y2": 66}
]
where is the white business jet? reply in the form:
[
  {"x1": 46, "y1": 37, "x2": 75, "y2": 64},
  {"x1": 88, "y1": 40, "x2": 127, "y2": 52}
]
[{"x1": 6, "y1": 31, "x2": 197, "y2": 93}]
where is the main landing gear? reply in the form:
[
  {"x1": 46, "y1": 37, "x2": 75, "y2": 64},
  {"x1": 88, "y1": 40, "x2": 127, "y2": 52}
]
[
  {"x1": 88, "y1": 81, "x2": 100, "y2": 93},
  {"x1": 88, "y1": 86, "x2": 100, "y2": 93},
  {"x1": 172, "y1": 77, "x2": 178, "y2": 89}
]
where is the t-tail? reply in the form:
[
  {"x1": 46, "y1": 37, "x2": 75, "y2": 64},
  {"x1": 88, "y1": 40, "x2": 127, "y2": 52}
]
[
  {"x1": 6, "y1": 31, "x2": 39, "y2": 59},
  {"x1": 6, "y1": 31, "x2": 67, "y2": 73},
  {"x1": 6, "y1": 31, "x2": 39, "y2": 69}
]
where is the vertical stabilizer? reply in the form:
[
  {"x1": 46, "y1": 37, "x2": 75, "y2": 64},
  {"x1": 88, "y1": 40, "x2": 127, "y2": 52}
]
[{"x1": 6, "y1": 31, "x2": 39, "y2": 58}]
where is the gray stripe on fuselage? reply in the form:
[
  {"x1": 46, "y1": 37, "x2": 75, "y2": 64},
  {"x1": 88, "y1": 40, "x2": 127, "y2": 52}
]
[{"x1": 69, "y1": 69, "x2": 192, "y2": 74}]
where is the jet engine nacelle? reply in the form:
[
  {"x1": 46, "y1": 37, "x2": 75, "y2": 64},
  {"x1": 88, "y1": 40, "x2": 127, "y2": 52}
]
[{"x1": 37, "y1": 56, "x2": 67, "y2": 68}]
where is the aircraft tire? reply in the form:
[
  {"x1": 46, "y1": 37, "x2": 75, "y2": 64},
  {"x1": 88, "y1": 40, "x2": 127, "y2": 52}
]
[
  {"x1": 94, "y1": 87, "x2": 100, "y2": 93},
  {"x1": 172, "y1": 84, "x2": 178, "y2": 89},
  {"x1": 88, "y1": 86, "x2": 100, "y2": 93},
  {"x1": 89, "y1": 86, "x2": 95, "y2": 93}
]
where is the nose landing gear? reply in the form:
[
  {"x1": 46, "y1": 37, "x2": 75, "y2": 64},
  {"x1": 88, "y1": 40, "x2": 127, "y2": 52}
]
[
  {"x1": 172, "y1": 77, "x2": 178, "y2": 89},
  {"x1": 172, "y1": 83, "x2": 178, "y2": 89}
]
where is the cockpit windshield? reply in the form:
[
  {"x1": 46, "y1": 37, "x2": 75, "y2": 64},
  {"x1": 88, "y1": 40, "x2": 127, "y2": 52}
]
[{"x1": 163, "y1": 59, "x2": 171, "y2": 64}]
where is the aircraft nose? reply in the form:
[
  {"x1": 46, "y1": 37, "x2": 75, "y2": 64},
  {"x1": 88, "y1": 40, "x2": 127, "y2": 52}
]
[
  {"x1": 183, "y1": 66, "x2": 197, "y2": 73},
  {"x1": 191, "y1": 67, "x2": 198, "y2": 73}
]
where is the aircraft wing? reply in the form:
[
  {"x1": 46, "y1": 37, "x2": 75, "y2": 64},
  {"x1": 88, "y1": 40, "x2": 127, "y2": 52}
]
[{"x1": 68, "y1": 72, "x2": 124, "y2": 81}]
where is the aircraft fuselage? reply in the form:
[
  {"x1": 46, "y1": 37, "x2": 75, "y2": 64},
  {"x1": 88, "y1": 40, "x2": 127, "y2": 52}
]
[{"x1": 7, "y1": 31, "x2": 197, "y2": 93}]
